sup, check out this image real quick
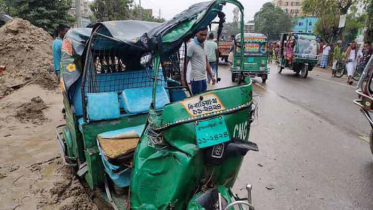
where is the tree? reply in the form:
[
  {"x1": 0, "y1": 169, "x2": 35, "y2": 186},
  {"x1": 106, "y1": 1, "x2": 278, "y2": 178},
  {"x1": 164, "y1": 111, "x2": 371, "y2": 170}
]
[
  {"x1": 363, "y1": 0, "x2": 373, "y2": 42},
  {"x1": 302, "y1": 0, "x2": 359, "y2": 16},
  {"x1": 131, "y1": 4, "x2": 165, "y2": 22},
  {"x1": 254, "y1": 3, "x2": 295, "y2": 40},
  {"x1": 0, "y1": 0, "x2": 18, "y2": 16},
  {"x1": 14, "y1": 0, "x2": 74, "y2": 35},
  {"x1": 302, "y1": 0, "x2": 362, "y2": 42},
  {"x1": 90, "y1": 0, "x2": 133, "y2": 22}
]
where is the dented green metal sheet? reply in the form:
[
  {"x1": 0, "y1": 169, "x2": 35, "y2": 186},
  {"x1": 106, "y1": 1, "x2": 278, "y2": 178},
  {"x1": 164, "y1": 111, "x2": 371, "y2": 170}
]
[{"x1": 131, "y1": 82, "x2": 253, "y2": 209}]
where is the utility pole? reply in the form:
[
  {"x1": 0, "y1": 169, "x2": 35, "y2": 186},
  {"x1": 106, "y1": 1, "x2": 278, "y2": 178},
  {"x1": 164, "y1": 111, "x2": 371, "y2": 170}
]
[
  {"x1": 159, "y1": 9, "x2": 161, "y2": 19},
  {"x1": 75, "y1": 0, "x2": 82, "y2": 27},
  {"x1": 139, "y1": 0, "x2": 143, "y2": 20}
]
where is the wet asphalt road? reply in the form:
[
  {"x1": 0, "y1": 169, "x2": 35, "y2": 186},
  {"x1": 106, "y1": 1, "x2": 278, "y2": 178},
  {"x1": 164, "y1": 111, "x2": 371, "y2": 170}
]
[{"x1": 214, "y1": 63, "x2": 373, "y2": 210}]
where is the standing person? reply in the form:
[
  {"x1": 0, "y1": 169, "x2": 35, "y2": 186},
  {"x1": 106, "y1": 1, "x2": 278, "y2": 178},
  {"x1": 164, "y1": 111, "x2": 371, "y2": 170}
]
[
  {"x1": 332, "y1": 40, "x2": 343, "y2": 76},
  {"x1": 182, "y1": 27, "x2": 215, "y2": 95},
  {"x1": 318, "y1": 39, "x2": 324, "y2": 66},
  {"x1": 228, "y1": 34, "x2": 236, "y2": 65},
  {"x1": 275, "y1": 43, "x2": 280, "y2": 59},
  {"x1": 320, "y1": 43, "x2": 331, "y2": 68},
  {"x1": 204, "y1": 33, "x2": 219, "y2": 84},
  {"x1": 286, "y1": 40, "x2": 294, "y2": 64},
  {"x1": 345, "y1": 41, "x2": 359, "y2": 85},
  {"x1": 268, "y1": 43, "x2": 273, "y2": 64},
  {"x1": 52, "y1": 24, "x2": 70, "y2": 77},
  {"x1": 362, "y1": 41, "x2": 373, "y2": 67}
]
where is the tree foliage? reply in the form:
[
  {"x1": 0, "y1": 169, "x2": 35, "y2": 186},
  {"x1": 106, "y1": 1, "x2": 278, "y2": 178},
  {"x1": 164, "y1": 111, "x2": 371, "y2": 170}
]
[
  {"x1": 302, "y1": 0, "x2": 364, "y2": 43},
  {"x1": 254, "y1": 3, "x2": 295, "y2": 40},
  {"x1": 90, "y1": 0, "x2": 133, "y2": 22},
  {"x1": 131, "y1": 4, "x2": 165, "y2": 23},
  {"x1": 90, "y1": 0, "x2": 165, "y2": 23},
  {"x1": 13, "y1": 0, "x2": 74, "y2": 35},
  {"x1": 302, "y1": 0, "x2": 359, "y2": 16},
  {"x1": 363, "y1": 0, "x2": 373, "y2": 42}
]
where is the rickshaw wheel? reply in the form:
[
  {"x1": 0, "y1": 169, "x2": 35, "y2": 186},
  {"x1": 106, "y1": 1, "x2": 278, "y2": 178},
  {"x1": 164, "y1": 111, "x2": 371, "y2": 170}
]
[
  {"x1": 370, "y1": 129, "x2": 373, "y2": 155},
  {"x1": 232, "y1": 73, "x2": 237, "y2": 82},
  {"x1": 261, "y1": 75, "x2": 268, "y2": 83},
  {"x1": 300, "y1": 65, "x2": 308, "y2": 78}
]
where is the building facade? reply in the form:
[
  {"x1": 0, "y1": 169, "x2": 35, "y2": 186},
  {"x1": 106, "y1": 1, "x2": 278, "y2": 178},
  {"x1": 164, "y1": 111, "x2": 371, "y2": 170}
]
[
  {"x1": 272, "y1": 0, "x2": 302, "y2": 16},
  {"x1": 292, "y1": 17, "x2": 318, "y2": 34},
  {"x1": 245, "y1": 20, "x2": 255, "y2": 33},
  {"x1": 69, "y1": 0, "x2": 93, "y2": 18}
]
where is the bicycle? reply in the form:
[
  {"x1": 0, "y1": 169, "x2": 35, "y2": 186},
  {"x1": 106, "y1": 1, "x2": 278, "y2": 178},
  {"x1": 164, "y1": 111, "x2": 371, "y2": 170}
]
[{"x1": 333, "y1": 59, "x2": 364, "y2": 81}]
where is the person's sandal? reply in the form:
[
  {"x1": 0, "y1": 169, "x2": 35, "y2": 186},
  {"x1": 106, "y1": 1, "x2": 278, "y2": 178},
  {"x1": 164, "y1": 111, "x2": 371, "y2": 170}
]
[{"x1": 348, "y1": 81, "x2": 353, "y2": 85}]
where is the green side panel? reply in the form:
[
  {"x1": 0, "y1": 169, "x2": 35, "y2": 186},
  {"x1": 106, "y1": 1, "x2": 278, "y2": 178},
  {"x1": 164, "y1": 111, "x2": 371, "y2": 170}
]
[
  {"x1": 81, "y1": 114, "x2": 147, "y2": 188},
  {"x1": 130, "y1": 131, "x2": 204, "y2": 210},
  {"x1": 84, "y1": 147, "x2": 104, "y2": 189},
  {"x1": 63, "y1": 94, "x2": 85, "y2": 163},
  {"x1": 131, "y1": 84, "x2": 253, "y2": 209},
  {"x1": 81, "y1": 114, "x2": 147, "y2": 148},
  {"x1": 159, "y1": 84, "x2": 252, "y2": 127},
  {"x1": 293, "y1": 58, "x2": 318, "y2": 65},
  {"x1": 234, "y1": 56, "x2": 268, "y2": 72}
]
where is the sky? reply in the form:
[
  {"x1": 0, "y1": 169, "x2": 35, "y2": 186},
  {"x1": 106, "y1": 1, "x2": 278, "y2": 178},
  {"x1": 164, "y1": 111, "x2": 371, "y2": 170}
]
[
  {"x1": 139, "y1": 0, "x2": 270, "y2": 22},
  {"x1": 86, "y1": 0, "x2": 271, "y2": 22}
]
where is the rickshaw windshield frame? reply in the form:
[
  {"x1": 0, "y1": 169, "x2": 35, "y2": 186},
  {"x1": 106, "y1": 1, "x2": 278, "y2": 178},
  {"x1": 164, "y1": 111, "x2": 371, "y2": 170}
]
[{"x1": 151, "y1": 0, "x2": 245, "y2": 110}]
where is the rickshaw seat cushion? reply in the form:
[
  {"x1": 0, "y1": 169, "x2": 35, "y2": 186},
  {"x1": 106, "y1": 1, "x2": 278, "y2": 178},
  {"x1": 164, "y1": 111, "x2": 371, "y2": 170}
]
[
  {"x1": 122, "y1": 86, "x2": 170, "y2": 114},
  {"x1": 87, "y1": 92, "x2": 120, "y2": 121},
  {"x1": 97, "y1": 124, "x2": 144, "y2": 159}
]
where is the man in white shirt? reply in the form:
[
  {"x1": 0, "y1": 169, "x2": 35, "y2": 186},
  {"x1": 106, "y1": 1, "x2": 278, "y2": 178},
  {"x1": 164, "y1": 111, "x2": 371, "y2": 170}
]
[{"x1": 320, "y1": 43, "x2": 331, "y2": 68}]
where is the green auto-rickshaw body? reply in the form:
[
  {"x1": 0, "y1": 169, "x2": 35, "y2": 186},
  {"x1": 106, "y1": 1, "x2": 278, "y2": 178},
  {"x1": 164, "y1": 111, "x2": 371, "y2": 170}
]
[
  {"x1": 57, "y1": 0, "x2": 256, "y2": 209},
  {"x1": 277, "y1": 32, "x2": 319, "y2": 78},
  {"x1": 231, "y1": 33, "x2": 269, "y2": 83}
]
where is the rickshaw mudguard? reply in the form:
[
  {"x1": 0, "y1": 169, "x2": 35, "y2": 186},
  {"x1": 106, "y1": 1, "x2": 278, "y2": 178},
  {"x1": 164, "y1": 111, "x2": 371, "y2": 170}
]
[{"x1": 130, "y1": 83, "x2": 253, "y2": 209}]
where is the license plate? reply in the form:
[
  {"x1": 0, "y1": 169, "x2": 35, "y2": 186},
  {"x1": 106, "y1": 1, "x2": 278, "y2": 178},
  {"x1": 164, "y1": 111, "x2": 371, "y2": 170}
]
[{"x1": 195, "y1": 116, "x2": 230, "y2": 149}]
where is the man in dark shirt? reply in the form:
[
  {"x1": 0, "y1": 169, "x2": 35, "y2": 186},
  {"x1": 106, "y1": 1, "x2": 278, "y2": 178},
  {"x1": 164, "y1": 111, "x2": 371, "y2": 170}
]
[{"x1": 362, "y1": 41, "x2": 373, "y2": 67}]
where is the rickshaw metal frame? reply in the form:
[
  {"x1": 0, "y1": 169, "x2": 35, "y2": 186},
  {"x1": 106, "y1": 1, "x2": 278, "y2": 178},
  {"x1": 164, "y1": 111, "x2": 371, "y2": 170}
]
[{"x1": 354, "y1": 56, "x2": 373, "y2": 128}]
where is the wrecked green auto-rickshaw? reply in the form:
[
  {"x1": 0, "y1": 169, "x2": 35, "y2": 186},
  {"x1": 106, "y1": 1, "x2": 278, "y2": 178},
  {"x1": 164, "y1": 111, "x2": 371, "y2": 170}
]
[{"x1": 56, "y1": 0, "x2": 258, "y2": 209}]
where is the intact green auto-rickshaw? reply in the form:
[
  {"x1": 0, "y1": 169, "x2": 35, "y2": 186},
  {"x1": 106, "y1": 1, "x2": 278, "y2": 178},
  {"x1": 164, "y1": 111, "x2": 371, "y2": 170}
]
[
  {"x1": 231, "y1": 33, "x2": 269, "y2": 83},
  {"x1": 277, "y1": 32, "x2": 319, "y2": 78},
  {"x1": 56, "y1": 1, "x2": 258, "y2": 209}
]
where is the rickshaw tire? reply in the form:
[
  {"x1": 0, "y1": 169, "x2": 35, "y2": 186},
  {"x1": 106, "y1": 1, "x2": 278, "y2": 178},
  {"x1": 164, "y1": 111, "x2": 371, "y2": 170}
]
[
  {"x1": 370, "y1": 129, "x2": 373, "y2": 155},
  {"x1": 352, "y1": 66, "x2": 363, "y2": 81},
  {"x1": 301, "y1": 65, "x2": 308, "y2": 78}
]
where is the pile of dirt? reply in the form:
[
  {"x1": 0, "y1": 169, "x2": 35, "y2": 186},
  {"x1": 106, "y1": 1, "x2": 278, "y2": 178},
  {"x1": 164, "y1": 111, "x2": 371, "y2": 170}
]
[
  {"x1": 0, "y1": 18, "x2": 58, "y2": 98},
  {"x1": 15, "y1": 96, "x2": 48, "y2": 124},
  {"x1": 37, "y1": 165, "x2": 99, "y2": 210}
]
